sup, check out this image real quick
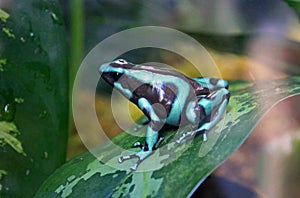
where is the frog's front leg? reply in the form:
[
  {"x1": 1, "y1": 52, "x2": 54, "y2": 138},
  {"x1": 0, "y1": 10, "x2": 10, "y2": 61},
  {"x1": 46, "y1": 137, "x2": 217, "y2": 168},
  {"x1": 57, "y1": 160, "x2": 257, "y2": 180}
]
[
  {"x1": 118, "y1": 98, "x2": 165, "y2": 171},
  {"x1": 177, "y1": 88, "x2": 230, "y2": 144},
  {"x1": 118, "y1": 124, "x2": 164, "y2": 171}
]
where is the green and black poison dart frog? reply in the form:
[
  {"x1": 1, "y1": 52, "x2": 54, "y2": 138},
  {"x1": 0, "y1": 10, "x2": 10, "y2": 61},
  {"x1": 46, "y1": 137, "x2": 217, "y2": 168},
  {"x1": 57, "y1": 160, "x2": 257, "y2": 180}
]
[{"x1": 99, "y1": 59, "x2": 230, "y2": 171}]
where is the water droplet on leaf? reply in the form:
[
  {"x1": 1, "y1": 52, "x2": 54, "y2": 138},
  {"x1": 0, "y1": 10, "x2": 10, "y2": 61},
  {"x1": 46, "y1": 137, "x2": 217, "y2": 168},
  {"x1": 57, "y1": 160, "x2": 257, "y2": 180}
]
[
  {"x1": 39, "y1": 110, "x2": 48, "y2": 119},
  {"x1": 0, "y1": 59, "x2": 6, "y2": 72},
  {"x1": 1, "y1": 103, "x2": 16, "y2": 121},
  {"x1": 14, "y1": 98, "x2": 24, "y2": 104},
  {"x1": 50, "y1": 11, "x2": 63, "y2": 25},
  {"x1": 20, "y1": 37, "x2": 26, "y2": 42},
  {"x1": 51, "y1": 12, "x2": 58, "y2": 21},
  {"x1": 25, "y1": 169, "x2": 30, "y2": 175}
]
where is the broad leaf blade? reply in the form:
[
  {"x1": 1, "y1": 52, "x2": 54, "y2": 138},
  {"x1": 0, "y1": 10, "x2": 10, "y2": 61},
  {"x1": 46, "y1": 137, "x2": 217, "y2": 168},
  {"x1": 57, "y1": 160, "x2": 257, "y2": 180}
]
[
  {"x1": 36, "y1": 77, "x2": 300, "y2": 197},
  {"x1": 0, "y1": 1, "x2": 68, "y2": 197}
]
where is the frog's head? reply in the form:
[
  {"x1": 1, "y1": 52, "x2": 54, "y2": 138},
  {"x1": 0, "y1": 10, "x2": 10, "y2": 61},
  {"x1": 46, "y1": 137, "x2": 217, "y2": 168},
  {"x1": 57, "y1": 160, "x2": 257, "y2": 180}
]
[
  {"x1": 99, "y1": 59, "x2": 134, "y2": 86},
  {"x1": 99, "y1": 59, "x2": 137, "y2": 99}
]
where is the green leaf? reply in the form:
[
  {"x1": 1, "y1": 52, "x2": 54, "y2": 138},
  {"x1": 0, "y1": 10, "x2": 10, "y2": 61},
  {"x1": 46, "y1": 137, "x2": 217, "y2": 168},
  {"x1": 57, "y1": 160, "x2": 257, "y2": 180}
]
[
  {"x1": 0, "y1": 121, "x2": 19, "y2": 134},
  {"x1": 0, "y1": 121, "x2": 26, "y2": 156},
  {"x1": 0, "y1": 170, "x2": 7, "y2": 191},
  {"x1": 284, "y1": 0, "x2": 300, "y2": 14},
  {"x1": 0, "y1": 0, "x2": 68, "y2": 197},
  {"x1": 0, "y1": 9, "x2": 9, "y2": 23},
  {"x1": 36, "y1": 77, "x2": 300, "y2": 197}
]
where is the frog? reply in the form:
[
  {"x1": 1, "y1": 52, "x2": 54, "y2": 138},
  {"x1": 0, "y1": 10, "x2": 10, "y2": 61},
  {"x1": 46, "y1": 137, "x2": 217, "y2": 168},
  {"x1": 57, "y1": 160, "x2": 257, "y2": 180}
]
[{"x1": 99, "y1": 59, "x2": 230, "y2": 171}]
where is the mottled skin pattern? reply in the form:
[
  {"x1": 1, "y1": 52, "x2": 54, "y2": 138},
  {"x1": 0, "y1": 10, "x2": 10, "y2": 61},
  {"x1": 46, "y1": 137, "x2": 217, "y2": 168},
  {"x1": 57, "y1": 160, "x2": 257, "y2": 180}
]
[{"x1": 99, "y1": 59, "x2": 230, "y2": 171}]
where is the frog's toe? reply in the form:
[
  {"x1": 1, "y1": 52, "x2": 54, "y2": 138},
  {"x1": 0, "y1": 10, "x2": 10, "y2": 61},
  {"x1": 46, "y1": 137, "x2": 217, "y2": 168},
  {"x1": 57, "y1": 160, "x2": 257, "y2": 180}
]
[
  {"x1": 154, "y1": 137, "x2": 164, "y2": 148},
  {"x1": 130, "y1": 163, "x2": 139, "y2": 171},
  {"x1": 133, "y1": 125, "x2": 143, "y2": 132},
  {"x1": 176, "y1": 129, "x2": 209, "y2": 144},
  {"x1": 202, "y1": 132, "x2": 208, "y2": 142},
  {"x1": 118, "y1": 150, "x2": 154, "y2": 171},
  {"x1": 118, "y1": 155, "x2": 128, "y2": 163},
  {"x1": 133, "y1": 141, "x2": 143, "y2": 149},
  {"x1": 118, "y1": 154, "x2": 136, "y2": 163},
  {"x1": 118, "y1": 157, "x2": 124, "y2": 163},
  {"x1": 176, "y1": 131, "x2": 196, "y2": 144}
]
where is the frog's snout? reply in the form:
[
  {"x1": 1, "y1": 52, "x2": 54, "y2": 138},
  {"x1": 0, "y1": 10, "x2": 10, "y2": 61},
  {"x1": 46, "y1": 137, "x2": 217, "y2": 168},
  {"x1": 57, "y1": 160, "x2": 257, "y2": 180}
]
[{"x1": 98, "y1": 63, "x2": 108, "y2": 74}]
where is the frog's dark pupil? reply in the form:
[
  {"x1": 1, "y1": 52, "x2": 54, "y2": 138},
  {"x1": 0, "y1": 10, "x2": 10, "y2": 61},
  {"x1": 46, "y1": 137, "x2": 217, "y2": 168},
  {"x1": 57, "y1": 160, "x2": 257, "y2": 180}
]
[{"x1": 111, "y1": 72, "x2": 122, "y2": 81}]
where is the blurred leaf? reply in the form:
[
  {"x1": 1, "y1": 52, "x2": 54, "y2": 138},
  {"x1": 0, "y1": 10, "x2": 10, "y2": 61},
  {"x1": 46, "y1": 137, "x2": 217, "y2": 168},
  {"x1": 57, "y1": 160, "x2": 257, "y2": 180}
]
[
  {"x1": 69, "y1": 0, "x2": 84, "y2": 93},
  {"x1": 0, "y1": 9, "x2": 9, "y2": 22},
  {"x1": 186, "y1": 31, "x2": 248, "y2": 55},
  {"x1": 36, "y1": 77, "x2": 300, "y2": 197},
  {"x1": 0, "y1": 0, "x2": 68, "y2": 197},
  {"x1": 284, "y1": 0, "x2": 300, "y2": 14},
  {"x1": 187, "y1": 31, "x2": 300, "y2": 76}
]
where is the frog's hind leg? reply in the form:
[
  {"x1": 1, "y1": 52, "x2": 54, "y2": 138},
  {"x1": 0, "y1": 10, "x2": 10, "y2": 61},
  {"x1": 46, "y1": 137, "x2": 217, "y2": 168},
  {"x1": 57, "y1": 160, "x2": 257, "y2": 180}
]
[
  {"x1": 197, "y1": 88, "x2": 230, "y2": 139},
  {"x1": 177, "y1": 88, "x2": 230, "y2": 144}
]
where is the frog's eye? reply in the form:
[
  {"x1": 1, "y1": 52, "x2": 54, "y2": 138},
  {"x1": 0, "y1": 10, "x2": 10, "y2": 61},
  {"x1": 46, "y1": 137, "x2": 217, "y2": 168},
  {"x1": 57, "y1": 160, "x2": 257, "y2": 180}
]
[
  {"x1": 115, "y1": 59, "x2": 127, "y2": 65},
  {"x1": 111, "y1": 72, "x2": 122, "y2": 81}
]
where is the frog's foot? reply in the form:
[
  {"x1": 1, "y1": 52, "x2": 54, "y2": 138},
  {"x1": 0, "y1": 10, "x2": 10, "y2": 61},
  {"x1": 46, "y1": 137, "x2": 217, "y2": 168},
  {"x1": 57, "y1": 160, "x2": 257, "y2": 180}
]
[
  {"x1": 133, "y1": 125, "x2": 145, "y2": 132},
  {"x1": 176, "y1": 130, "x2": 207, "y2": 144},
  {"x1": 118, "y1": 137, "x2": 164, "y2": 171},
  {"x1": 133, "y1": 141, "x2": 143, "y2": 149},
  {"x1": 133, "y1": 120, "x2": 149, "y2": 132},
  {"x1": 118, "y1": 150, "x2": 154, "y2": 171},
  {"x1": 132, "y1": 137, "x2": 164, "y2": 150}
]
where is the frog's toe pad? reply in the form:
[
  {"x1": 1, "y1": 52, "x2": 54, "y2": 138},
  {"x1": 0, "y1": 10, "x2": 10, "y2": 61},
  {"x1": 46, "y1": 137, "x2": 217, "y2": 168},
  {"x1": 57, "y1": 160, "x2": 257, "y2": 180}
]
[
  {"x1": 133, "y1": 125, "x2": 143, "y2": 132},
  {"x1": 133, "y1": 141, "x2": 143, "y2": 149},
  {"x1": 118, "y1": 154, "x2": 136, "y2": 163},
  {"x1": 118, "y1": 156, "x2": 126, "y2": 163},
  {"x1": 130, "y1": 164, "x2": 138, "y2": 171}
]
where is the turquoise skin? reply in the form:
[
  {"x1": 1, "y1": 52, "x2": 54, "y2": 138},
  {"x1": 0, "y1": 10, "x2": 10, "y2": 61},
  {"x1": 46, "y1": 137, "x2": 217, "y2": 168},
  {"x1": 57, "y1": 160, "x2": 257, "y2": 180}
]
[{"x1": 99, "y1": 59, "x2": 230, "y2": 171}]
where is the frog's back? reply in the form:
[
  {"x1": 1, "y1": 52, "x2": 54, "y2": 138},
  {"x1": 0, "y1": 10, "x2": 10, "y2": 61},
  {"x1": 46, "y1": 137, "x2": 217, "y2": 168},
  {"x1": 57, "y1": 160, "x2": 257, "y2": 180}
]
[{"x1": 134, "y1": 65, "x2": 189, "y2": 79}]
